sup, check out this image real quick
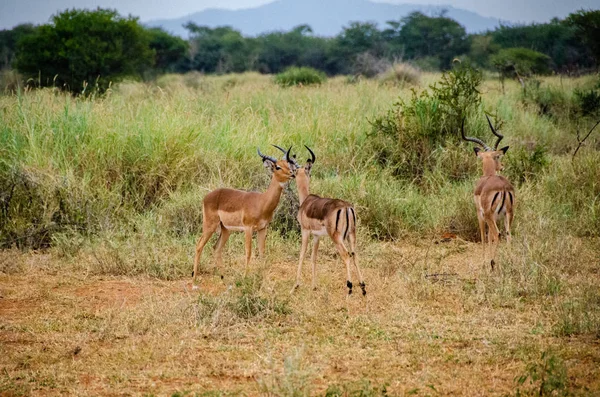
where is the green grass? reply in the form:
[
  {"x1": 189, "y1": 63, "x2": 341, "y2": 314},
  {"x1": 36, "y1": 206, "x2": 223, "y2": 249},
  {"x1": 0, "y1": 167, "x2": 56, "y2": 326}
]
[{"x1": 0, "y1": 72, "x2": 599, "y2": 394}]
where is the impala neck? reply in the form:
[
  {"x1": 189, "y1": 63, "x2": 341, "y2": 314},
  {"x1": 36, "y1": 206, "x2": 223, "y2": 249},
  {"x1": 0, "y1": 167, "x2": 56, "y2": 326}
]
[
  {"x1": 296, "y1": 169, "x2": 310, "y2": 205},
  {"x1": 481, "y1": 159, "x2": 497, "y2": 177},
  {"x1": 261, "y1": 175, "x2": 286, "y2": 214}
]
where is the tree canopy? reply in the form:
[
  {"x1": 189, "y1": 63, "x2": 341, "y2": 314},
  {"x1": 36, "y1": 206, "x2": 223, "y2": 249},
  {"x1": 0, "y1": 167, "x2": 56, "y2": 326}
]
[{"x1": 2, "y1": 7, "x2": 598, "y2": 94}]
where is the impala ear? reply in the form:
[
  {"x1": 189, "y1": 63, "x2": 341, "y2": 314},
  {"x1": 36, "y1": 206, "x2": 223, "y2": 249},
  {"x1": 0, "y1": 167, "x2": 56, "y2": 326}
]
[
  {"x1": 263, "y1": 158, "x2": 276, "y2": 172},
  {"x1": 500, "y1": 146, "x2": 509, "y2": 154},
  {"x1": 304, "y1": 161, "x2": 313, "y2": 177}
]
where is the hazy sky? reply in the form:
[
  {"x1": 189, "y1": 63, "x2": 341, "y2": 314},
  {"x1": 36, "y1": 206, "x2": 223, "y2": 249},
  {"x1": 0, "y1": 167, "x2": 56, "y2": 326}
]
[{"x1": 1, "y1": 0, "x2": 599, "y2": 30}]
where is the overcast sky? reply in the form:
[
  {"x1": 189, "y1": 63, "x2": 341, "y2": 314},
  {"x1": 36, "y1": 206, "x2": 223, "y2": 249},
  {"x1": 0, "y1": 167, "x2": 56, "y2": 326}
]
[{"x1": 1, "y1": 0, "x2": 599, "y2": 30}]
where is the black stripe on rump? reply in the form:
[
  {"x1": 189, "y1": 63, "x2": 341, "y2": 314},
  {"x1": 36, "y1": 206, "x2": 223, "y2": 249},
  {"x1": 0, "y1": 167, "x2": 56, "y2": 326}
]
[
  {"x1": 491, "y1": 191, "x2": 500, "y2": 209},
  {"x1": 335, "y1": 209, "x2": 341, "y2": 231},
  {"x1": 498, "y1": 191, "x2": 506, "y2": 214},
  {"x1": 508, "y1": 192, "x2": 514, "y2": 206},
  {"x1": 350, "y1": 207, "x2": 356, "y2": 225},
  {"x1": 343, "y1": 208, "x2": 350, "y2": 240}
]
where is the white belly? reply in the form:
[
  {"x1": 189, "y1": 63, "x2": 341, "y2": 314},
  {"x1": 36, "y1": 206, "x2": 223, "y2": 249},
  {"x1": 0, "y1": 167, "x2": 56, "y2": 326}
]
[
  {"x1": 311, "y1": 228, "x2": 328, "y2": 236},
  {"x1": 222, "y1": 225, "x2": 245, "y2": 232}
]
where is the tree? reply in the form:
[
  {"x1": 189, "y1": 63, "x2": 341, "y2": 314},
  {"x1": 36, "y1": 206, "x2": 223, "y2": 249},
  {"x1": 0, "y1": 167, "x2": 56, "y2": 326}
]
[
  {"x1": 147, "y1": 27, "x2": 188, "y2": 73},
  {"x1": 395, "y1": 11, "x2": 469, "y2": 70},
  {"x1": 566, "y1": 10, "x2": 600, "y2": 66},
  {"x1": 490, "y1": 47, "x2": 552, "y2": 84},
  {"x1": 254, "y1": 25, "x2": 329, "y2": 74},
  {"x1": 490, "y1": 20, "x2": 593, "y2": 72},
  {"x1": 0, "y1": 24, "x2": 35, "y2": 70},
  {"x1": 15, "y1": 8, "x2": 153, "y2": 93},
  {"x1": 186, "y1": 24, "x2": 252, "y2": 74},
  {"x1": 329, "y1": 22, "x2": 385, "y2": 75}
]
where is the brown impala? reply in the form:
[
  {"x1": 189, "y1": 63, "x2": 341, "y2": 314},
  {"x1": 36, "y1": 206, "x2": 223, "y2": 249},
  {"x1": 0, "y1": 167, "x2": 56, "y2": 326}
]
[
  {"x1": 192, "y1": 146, "x2": 296, "y2": 287},
  {"x1": 462, "y1": 116, "x2": 515, "y2": 270},
  {"x1": 276, "y1": 145, "x2": 366, "y2": 296}
]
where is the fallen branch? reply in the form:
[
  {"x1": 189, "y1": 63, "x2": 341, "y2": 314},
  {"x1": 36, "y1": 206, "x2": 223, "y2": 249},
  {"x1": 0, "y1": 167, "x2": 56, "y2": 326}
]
[{"x1": 573, "y1": 119, "x2": 600, "y2": 161}]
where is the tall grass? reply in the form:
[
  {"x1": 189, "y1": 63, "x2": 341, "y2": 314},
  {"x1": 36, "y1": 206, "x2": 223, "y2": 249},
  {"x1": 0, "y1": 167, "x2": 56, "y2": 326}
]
[{"x1": 0, "y1": 73, "x2": 598, "y2": 274}]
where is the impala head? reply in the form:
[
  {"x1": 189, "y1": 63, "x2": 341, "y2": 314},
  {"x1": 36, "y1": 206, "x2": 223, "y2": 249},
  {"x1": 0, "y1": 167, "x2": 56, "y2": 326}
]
[
  {"x1": 462, "y1": 116, "x2": 509, "y2": 174},
  {"x1": 257, "y1": 146, "x2": 296, "y2": 183},
  {"x1": 273, "y1": 144, "x2": 315, "y2": 180}
]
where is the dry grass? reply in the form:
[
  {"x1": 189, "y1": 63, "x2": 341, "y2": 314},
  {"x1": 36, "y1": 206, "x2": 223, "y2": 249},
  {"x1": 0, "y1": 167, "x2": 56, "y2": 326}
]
[
  {"x1": 1, "y1": 72, "x2": 599, "y2": 395},
  {"x1": 1, "y1": 237, "x2": 599, "y2": 396}
]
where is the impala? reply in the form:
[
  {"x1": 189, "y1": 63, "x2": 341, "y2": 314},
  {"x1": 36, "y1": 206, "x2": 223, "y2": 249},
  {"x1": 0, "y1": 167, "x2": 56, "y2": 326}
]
[
  {"x1": 192, "y1": 146, "x2": 296, "y2": 286},
  {"x1": 462, "y1": 116, "x2": 515, "y2": 270},
  {"x1": 279, "y1": 146, "x2": 366, "y2": 296}
]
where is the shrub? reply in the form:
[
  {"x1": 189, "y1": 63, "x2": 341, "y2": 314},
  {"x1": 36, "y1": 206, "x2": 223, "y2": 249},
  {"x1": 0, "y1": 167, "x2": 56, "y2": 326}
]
[
  {"x1": 504, "y1": 144, "x2": 549, "y2": 185},
  {"x1": 368, "y1": 62, "x2": 482, "y2": 181},
  {"x1": 521, "y1": 79, "x2": 571, "y2": 118},
  {"x1": 377, "y1": 62, "x2": 421, "y2": 86},
  {"x1": 574, "y1": 88, "x2": 600, "y2": 116},
  {"x1": 274, "y1": 67, "x2": 326, "y2": 87},
  {"x1": 352, "y1": 52, "x2": 390, "y2": 78},
  {"x1": 515, "y1": 350, "x2": 569, "y2": 396},
  {"x1": 0, "y1": 69, "x2": 23, "y2": 93}
]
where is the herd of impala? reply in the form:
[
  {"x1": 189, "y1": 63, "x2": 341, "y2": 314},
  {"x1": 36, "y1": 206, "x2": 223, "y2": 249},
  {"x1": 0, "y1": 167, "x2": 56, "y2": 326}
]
[{"x1": 192, "y1": 116, "x2": 515, "y2": 294}]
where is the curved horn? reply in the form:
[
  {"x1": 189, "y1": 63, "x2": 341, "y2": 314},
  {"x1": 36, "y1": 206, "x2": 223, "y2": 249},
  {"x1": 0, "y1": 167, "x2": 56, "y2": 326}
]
[
  {"x1": 461, "y1": 118, "x2": 491, "y2": 151},
  {"x1": 272, "y1": 144, "x2": 287, "y2": 155},
  {"x1": 272, "y1": 144, "x2": 300, "y2": 168},
  {"x1": 304, "y1": 145, "x2": 316, "y2": 163},
  {"x1": 285, "y1": 145, "x2": 293, "y2": 163},
  {"x1": 257, "y1": 147, "x2": 277, "y2": 163},
  {"x1": 486, "y1": 115, "x2": 504, "y2": 150}
]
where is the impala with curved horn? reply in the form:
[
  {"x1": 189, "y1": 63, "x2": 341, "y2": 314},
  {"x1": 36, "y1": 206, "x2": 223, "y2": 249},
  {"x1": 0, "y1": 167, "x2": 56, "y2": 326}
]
[
  {"x1": 462, "y1": 116, "x2": 515, "y2": 270},
  {"x1": 192, "y1": 146, "x2": 296, "y2": 286},
  {"x1": 276, "y1": 145, "x2": 365, "y2": 296}
]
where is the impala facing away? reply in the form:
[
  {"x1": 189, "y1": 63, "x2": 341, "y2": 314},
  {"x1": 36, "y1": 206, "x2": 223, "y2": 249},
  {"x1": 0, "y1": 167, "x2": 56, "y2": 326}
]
[
  {"x1": 192, "y1": 146, "x2": 296, "y2": 286},
  {"x1": 281, "y1": 146, "x2": 366, "y2": 296},
  {"x1": 462, "y1": 116, "x2": 515, "y2": 270}
]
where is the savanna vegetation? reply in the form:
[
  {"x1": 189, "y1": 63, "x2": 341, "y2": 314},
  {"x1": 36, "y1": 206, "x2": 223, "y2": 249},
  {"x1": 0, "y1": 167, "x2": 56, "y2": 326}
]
[
  {"x1": 1, "y1": 62, "x2": 599, "y2": 394},
  {"x1": 1, "y1": 9, "x2": 600, "y2": 93},
  {"x1": 1, "y1": 4, "x2": 600, "y2": 396}
]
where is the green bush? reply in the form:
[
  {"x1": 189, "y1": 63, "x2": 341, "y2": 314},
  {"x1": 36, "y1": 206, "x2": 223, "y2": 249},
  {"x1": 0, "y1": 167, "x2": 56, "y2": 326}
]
[
  {"x1": 521, "y1": 79, "x2": 571, "y2": 118},
  {"x1": 504, "y1": 144, "x2": 549, "y2": 185},
  {"x1": 274, "y1": 67, "x2": 326, "y2": 87},
  {"x1": 574, "y1": 88, "x2": 600, "y2": 116},
  {"x1": 368, "y1": 62, "x2": 482, "y2": 181}
]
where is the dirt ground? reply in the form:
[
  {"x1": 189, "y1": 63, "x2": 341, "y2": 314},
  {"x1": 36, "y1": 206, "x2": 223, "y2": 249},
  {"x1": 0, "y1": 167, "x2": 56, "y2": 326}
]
[{"x1": 1, "y1": 239, "x2": 599, "y2": 396}]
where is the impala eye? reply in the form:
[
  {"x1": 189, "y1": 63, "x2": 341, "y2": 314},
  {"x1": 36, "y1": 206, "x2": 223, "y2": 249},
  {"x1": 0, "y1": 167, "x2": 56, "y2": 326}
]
[{"x1": 275, "y1": 166, "x2": 281, "y2": 170}]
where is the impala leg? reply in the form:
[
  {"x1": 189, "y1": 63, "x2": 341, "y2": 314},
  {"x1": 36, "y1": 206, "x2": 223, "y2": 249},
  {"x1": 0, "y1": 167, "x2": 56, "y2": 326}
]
[
  {"x1": 257, "y1": 228, "x2": 267, "y2": 259},
  {"x1": 214, "y1": 227, "x2": 231, "y2": 269},
  {"x1": 310, "y1": 236, "x2": 320, "y2": 291},
  {"x1": 291, "y1": 229, "x2": 310, "y2": 293},
  {"x1": 505, "y1": 210, "x2": 513, "y2": 245},
  {"x1": 487, "y1": 218, "x2": 501, "y2": 271},
  {"x1": 193, "y1": 220, "x2": 220, "y2": 285},
  {"x1": 333, "y1": 235, "x2": 353, "y2": 295},
  {"x1": 348, "y1": 231, "x2": 365, "y2": 296},
  {"x1": 243, "y1": 228, "x2": 253, "y2": 277}
]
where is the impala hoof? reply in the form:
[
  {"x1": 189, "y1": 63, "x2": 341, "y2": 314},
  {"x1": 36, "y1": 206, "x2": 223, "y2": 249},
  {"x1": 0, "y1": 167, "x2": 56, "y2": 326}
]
[
  {"x1": 347, "y1": 280, "x2": 353, "y2": 295},
  {"x1": 490, "y1": 259, "x2": 495, "y2": 270},
  {"x1": 359, "y1": 282, "x2": 366, "y2": 296}
]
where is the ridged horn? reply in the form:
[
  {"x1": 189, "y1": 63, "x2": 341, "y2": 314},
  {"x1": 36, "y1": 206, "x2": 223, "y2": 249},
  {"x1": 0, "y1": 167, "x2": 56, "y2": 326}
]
[
  {"x1": 486, "y1": 115, "x2": 504, "y2": 150},
  {"x1": 273, "y1": 144, "x2": 300, "y2": 167},
  {"x1": 257, "y1": 147, "x2": 277, "y2": 163},
  {"x1": 461, "y1": 118, "x2": 491, "y2": 151},
  {"x1": 304, "y1": 145, "x2": 316, "y2": 164}
]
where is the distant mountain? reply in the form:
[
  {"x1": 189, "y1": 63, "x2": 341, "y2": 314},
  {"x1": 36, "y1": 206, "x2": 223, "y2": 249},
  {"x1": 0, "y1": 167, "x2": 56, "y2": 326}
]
[{"x1": 146, "y1": 0, "x2": 501, "y2": 38}]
